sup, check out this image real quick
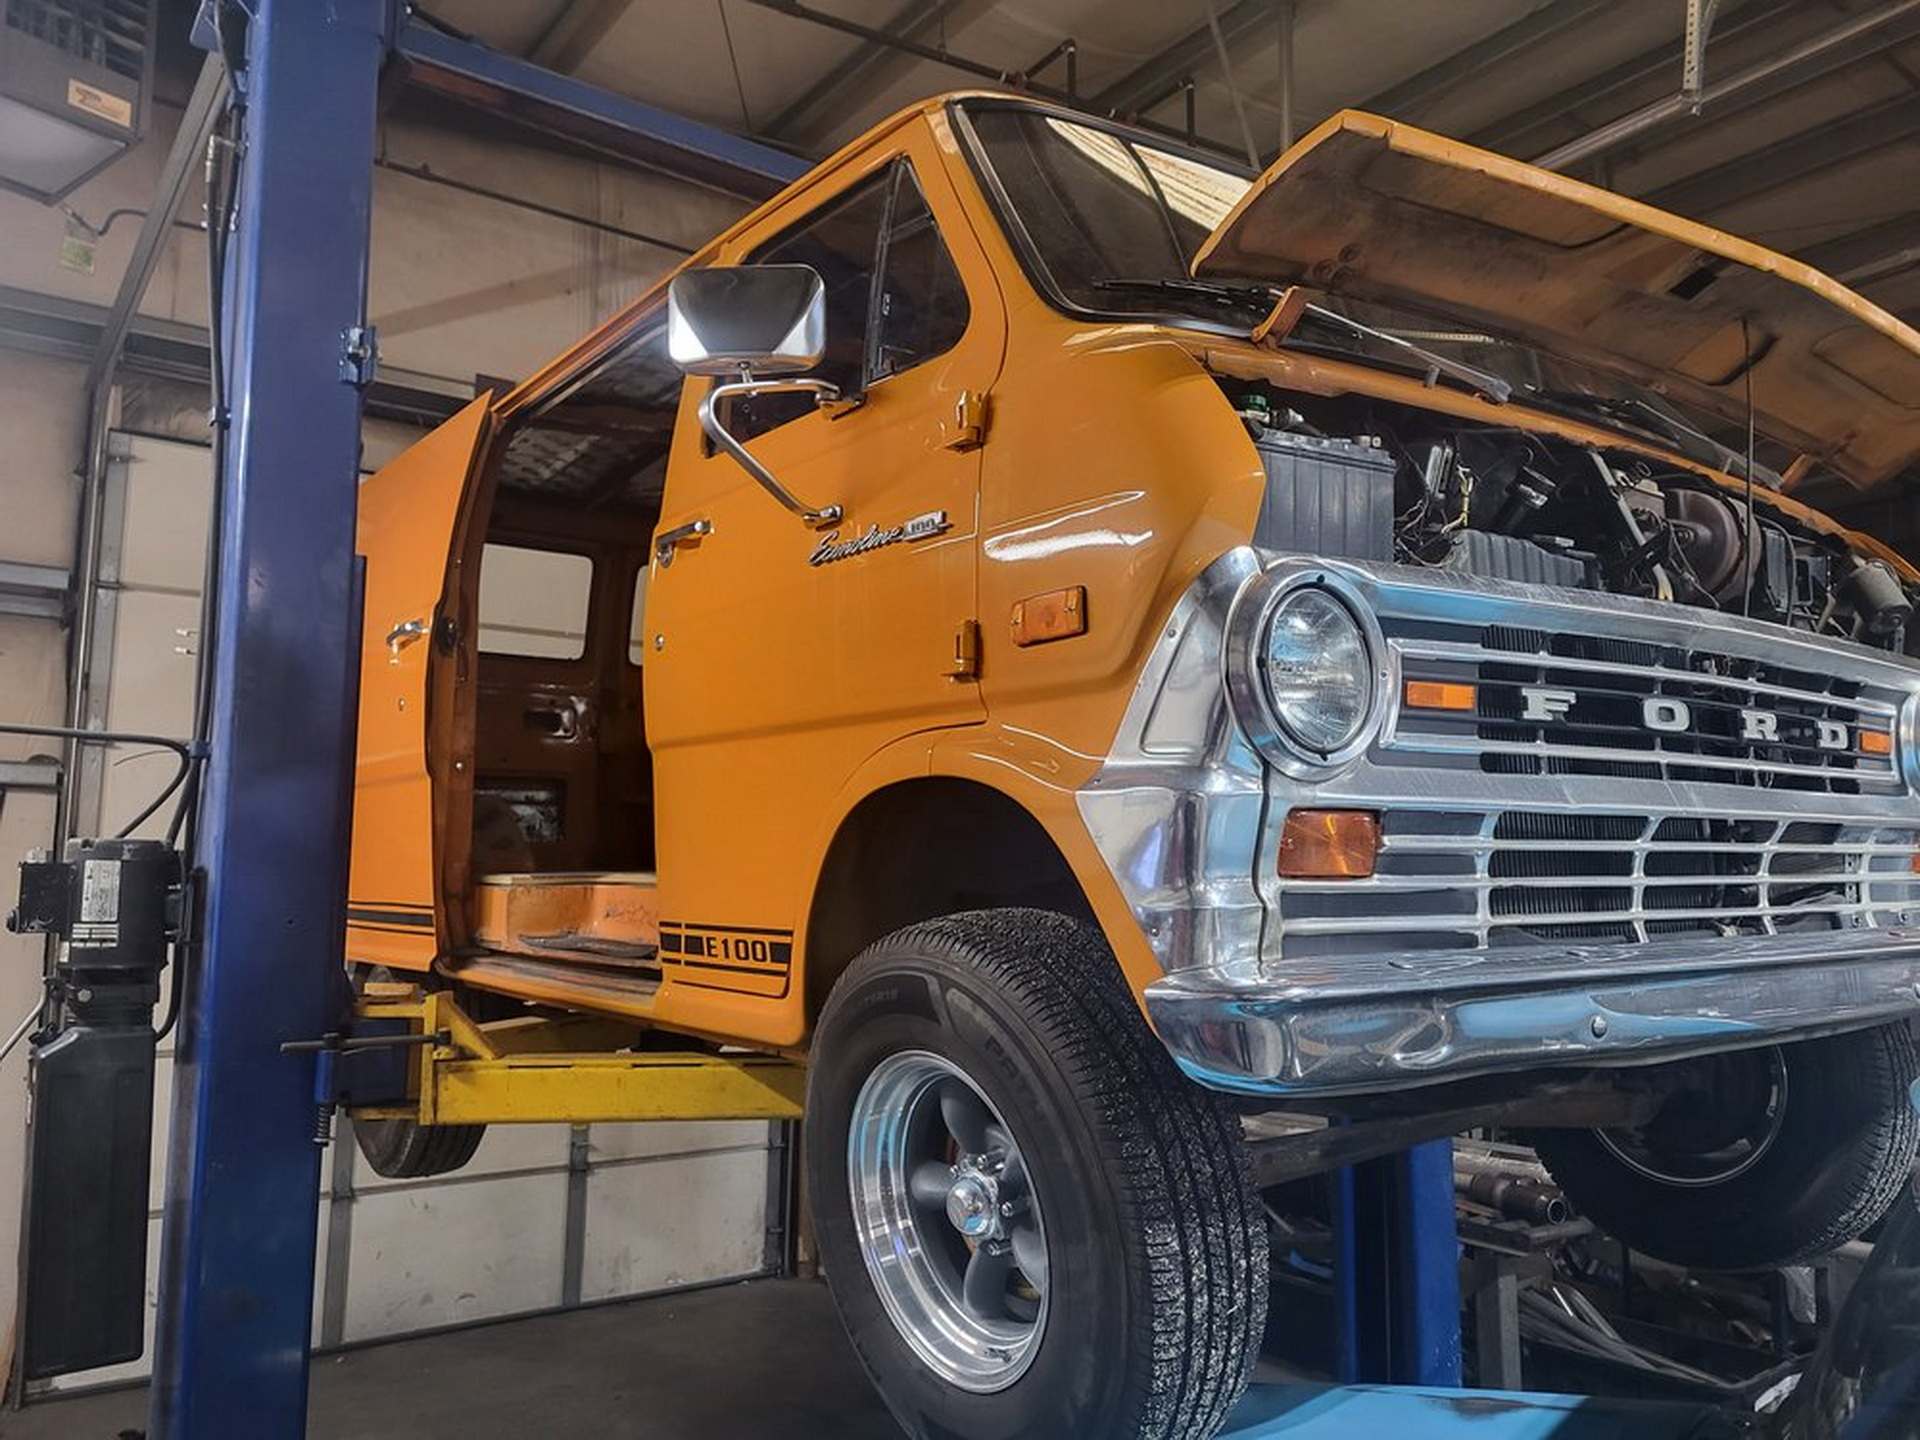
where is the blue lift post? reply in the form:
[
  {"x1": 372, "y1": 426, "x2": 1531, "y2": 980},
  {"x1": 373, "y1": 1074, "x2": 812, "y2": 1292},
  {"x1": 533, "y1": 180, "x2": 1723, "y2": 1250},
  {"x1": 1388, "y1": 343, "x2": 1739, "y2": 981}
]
[
  {"x1": 1333, "y1": 1139, "x2": 1466, "y2": 1387},
  {"x1": 146, "y1": 1, "x2": 386, "y2": 1435},
  {"x1": 141, "y1": 8, "x2": 803, "y2": 1437}
]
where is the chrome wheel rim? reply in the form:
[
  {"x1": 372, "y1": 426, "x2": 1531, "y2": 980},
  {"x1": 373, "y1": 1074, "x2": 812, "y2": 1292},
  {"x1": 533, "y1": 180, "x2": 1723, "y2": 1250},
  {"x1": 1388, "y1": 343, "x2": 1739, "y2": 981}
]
[
  {"x1": 847, "y1": 1050, "x2": 1049, "y2": 1392},
  {"x1": 1596, "y1": 1050, "x2": 1789, "y2": 1187}
]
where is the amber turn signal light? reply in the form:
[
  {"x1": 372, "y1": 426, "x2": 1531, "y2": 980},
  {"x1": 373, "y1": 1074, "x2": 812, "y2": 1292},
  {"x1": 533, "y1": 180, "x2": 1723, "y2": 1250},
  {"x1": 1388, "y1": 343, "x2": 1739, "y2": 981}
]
[
  {"x1": 1862, "y1": 729, "x2": 1894, "y2": 756},
  {"x1": 1404, "y1": 679, "x2": 1476, "y2": 711},
  {"x1": 1011, "y1": 585, "x2": 1089, "y2": 647},
  {"x1": 1278, "y1": 809, "x2": 1381, "y2": 879}
]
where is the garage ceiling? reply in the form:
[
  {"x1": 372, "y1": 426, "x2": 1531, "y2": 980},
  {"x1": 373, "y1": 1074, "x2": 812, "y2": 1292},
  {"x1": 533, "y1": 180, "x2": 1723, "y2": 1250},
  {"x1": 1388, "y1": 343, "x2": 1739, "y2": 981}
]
[{"x1": 412, "y1": 0, "x2": 1920, "y2": 332}]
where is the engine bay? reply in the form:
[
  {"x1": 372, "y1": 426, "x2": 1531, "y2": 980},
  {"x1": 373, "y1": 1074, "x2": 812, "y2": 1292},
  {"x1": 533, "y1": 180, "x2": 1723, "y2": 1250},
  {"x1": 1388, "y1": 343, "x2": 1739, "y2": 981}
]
[{"x1": 1224, "y1": 379, "x2": 1918, "y2": 653}]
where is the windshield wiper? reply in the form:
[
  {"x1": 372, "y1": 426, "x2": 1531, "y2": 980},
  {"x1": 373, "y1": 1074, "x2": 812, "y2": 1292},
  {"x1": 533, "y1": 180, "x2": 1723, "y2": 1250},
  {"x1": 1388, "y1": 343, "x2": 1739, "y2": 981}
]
[
  {"x1": 1090, "y1": 281, "x2": 1514, "y2": 404},
  {"x1": 1297, "y1": 305, "x2": 1512, "y2": 405},
  {"x1": 1088, "y1": 276, "x2": 1277, "y2": 315}
]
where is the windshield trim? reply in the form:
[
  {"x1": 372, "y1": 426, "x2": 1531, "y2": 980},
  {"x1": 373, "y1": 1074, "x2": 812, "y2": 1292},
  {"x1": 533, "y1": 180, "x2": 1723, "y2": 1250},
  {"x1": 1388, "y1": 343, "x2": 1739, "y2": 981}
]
[{"x1": 947, "y1": 97, "x2": 1260, "y2": 341}]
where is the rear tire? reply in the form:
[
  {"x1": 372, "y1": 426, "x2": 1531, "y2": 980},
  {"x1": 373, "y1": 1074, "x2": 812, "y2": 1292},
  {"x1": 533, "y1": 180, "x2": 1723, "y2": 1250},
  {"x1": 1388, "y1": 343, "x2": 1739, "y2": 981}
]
[
  {"x1": 351, "y1": 1112, "x2": 485, "y2": 1179},
  {"x1": 806, "y1": 909, "x2": 1266, "y2": 1440},
  {"x1": 348, "y1": 965, "x2": 487, "y2": 1179},
  {"x1": 1530, "y1": 1024, "x2": 1918, "y2": 1269}
]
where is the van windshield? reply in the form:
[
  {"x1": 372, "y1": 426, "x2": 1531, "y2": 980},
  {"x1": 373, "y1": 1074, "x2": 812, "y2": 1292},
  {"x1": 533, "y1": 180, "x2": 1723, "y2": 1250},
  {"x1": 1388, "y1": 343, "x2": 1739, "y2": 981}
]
[
  {"x1": 956, "y1": 101, "x2": 1770, "y2": 480},
  {"x1": 957, "y1": 102, "x2": 1262, "y2": 329}
]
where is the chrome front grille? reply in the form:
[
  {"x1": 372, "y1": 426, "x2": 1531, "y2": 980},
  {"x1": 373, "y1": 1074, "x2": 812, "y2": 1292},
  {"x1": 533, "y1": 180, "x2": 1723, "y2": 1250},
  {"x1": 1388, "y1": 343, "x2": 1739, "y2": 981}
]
[
  {"x1": 1278, "y1": 809, "x2": 1920, "y2": 958},
  {"x1": 1388, "y1": 620, "x2": 1904, "y2": 794}
]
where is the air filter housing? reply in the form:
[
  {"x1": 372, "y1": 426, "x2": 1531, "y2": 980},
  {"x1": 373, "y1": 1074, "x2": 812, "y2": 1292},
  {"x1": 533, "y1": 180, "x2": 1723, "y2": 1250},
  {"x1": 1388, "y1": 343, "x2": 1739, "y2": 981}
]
[{"x1": 0, "y1": 0, "x2": 153, "y2": 201}]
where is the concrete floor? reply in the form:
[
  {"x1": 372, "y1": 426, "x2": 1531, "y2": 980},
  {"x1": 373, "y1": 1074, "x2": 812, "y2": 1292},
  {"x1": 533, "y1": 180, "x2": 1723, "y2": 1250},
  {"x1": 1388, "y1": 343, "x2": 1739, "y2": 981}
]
[
  {"x1": 6, "y1": 1278, "x2": 902, "y2": 1440},
  {"x1": 8, "y1": 1277, "x2": 1727, "y2": 1440}
]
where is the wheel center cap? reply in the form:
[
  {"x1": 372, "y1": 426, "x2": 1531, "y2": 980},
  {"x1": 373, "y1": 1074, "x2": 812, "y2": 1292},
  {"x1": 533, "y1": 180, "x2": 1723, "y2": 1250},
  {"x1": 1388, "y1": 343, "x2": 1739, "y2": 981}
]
[{"x1": 945, "y1": 1168, "x2": 999, "y2": 1238}]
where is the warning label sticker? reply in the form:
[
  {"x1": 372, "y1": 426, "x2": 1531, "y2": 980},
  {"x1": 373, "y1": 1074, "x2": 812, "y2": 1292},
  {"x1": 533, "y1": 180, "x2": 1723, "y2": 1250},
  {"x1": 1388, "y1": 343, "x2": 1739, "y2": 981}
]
[
  {"x1": 80, "y1": 859, "x2": 121, "y2": 924},
  {"x1": 67, "y1": 78, "x2": 133, "y2": 128}
]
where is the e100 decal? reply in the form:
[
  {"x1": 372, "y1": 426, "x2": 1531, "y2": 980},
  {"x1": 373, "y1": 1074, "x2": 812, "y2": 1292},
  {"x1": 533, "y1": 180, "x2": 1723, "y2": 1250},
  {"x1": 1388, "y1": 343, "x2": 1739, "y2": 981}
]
[{"x1": 658, "y1": 921, "x2": 794, "y2": 975}]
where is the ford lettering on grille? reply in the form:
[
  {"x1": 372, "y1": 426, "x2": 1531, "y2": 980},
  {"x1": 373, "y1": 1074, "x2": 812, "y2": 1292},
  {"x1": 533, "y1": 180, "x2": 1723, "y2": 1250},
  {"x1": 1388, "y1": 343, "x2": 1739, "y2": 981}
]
[
  {"x1": 1383, "y1": 617, "x2": 1905, "y2": 794},
  {"x1": 1518, "y1": 685, "x2": 1857, "y2": 750}
]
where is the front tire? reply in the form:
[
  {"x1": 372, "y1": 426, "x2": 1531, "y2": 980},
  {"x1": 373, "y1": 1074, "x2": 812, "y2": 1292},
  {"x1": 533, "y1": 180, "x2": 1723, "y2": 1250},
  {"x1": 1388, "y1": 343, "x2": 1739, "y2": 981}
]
[
  {"x1": 1530, "y1": 1024, "x2": 1918, "y2": 1270},
  {"x1": 807, "y1": 910, "x2": 1266, "y2": 1440}
]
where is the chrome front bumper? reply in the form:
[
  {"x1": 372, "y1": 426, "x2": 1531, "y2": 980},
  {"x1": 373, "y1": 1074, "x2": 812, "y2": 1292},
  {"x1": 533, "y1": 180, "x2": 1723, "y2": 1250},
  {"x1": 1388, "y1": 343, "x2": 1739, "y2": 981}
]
[{"x1": 1144, "y1": 929, "x2": 1920, "y2": 1096}]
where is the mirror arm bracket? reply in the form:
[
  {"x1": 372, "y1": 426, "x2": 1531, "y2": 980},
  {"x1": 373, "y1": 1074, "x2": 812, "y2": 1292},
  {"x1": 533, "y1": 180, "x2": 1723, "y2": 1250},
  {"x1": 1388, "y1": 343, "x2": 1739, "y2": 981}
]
[{"x1": 699, "y1": 377, "x2": 849, "y2": 529}]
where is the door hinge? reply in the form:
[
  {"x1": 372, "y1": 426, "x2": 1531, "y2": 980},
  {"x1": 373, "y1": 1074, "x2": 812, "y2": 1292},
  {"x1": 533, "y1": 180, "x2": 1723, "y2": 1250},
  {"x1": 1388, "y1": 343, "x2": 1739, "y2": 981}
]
[
  {"x1": 941, "y1": 390, "x2": 988, "y2": 451},
  {"x1": 949, "y1": 618, "x2": 981, "y2": 681}
]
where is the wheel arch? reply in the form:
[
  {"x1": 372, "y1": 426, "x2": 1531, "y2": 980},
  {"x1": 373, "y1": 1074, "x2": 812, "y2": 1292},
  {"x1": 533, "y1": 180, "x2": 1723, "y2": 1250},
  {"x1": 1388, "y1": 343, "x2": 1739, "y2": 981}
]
[{"x1": 803, "y1": 776, "x2": 1096, "y2": 1021}]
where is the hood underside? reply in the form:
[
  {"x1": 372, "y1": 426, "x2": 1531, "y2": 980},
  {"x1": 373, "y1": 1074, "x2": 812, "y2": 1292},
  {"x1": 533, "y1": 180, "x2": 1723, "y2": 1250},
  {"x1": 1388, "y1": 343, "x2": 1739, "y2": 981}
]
[{"x1": 1193, "y1": 111, "x2": 1920, "y2": 487}]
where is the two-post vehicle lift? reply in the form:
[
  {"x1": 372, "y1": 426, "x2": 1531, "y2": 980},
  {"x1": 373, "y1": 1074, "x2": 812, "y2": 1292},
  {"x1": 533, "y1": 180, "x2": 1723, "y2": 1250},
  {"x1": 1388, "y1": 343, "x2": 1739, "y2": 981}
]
[{"x1": 19, "y1": 3, "x2": 1722, "y2": 1436}]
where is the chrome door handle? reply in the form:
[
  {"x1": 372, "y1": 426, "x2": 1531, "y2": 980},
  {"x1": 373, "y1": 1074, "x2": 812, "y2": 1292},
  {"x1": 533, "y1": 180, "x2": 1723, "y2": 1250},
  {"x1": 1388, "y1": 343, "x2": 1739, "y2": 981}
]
[
  {"x1": 386, "y1": 617, "x2": 430, "y2": 655},
  {"x1": 655, "y1": 518, "x2": 713, "y2": 568}
]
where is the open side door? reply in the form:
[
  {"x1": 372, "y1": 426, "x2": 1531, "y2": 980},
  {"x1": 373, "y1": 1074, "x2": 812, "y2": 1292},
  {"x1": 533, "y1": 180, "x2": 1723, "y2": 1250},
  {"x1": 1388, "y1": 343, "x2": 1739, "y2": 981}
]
[
  {"x1": 347, "y1": 396, "x2": 493, "y2": 973},
  {"x1": 1194, "y1": 110, "x2": 1920, "y2": 486}
]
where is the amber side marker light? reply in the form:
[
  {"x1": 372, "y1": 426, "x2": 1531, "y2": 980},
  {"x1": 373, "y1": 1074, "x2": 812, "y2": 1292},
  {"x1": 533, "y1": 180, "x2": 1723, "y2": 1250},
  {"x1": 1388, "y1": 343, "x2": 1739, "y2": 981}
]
[
  {"x1": 1011, "y1": 585, "x2": 1088, "y2": 647},
  {"x1": 1279, "y1": 809, "x2": 1382, "y2": 879},
  {"x1": 1862, "y1": 729, "x2": 1894, "y2": 756},
  {"x1": 1404, "y1": 679, "x2": 1476, "y2": 711}
]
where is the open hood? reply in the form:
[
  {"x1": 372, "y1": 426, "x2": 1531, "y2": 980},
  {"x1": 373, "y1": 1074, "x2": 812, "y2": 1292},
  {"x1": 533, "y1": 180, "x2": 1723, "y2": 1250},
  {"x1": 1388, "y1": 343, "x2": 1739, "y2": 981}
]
[{"x1": 1193, "y1": 111, "x2": 1920, "y2": 487}]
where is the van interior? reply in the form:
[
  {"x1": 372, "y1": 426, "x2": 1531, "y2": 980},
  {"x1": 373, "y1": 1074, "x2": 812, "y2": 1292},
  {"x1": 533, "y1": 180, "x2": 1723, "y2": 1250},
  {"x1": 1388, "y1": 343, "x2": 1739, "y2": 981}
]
[{"x1": 458, "y1": 320, "x2": 679, "y2": 1002}]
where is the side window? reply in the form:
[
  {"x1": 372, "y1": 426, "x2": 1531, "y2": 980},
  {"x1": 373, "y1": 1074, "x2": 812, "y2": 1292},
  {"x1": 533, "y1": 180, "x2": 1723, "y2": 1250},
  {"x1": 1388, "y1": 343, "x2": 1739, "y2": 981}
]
[
  {"x1": 478, "y1": 544, "x2": 593, "y2": 659},
  {"x1": 871, "y1": 171, "x2": 969, "y2": 382},
  {"x1": 729, "y1": 160, "x2": 970, "y2": 441}
]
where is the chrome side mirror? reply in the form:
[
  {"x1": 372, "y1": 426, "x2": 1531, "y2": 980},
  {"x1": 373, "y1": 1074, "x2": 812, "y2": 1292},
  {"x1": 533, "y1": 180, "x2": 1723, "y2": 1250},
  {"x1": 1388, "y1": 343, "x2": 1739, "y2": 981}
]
[
  {"x1": 668, "y1": 264, "x2": 826, "y2": 375},
  {"x1": 668, "y1": 265, "x2": 845, "y2": 528}
]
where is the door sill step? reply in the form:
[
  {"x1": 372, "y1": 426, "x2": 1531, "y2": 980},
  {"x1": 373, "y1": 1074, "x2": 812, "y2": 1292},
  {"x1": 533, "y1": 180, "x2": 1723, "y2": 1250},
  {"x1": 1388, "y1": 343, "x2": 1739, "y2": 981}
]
[
  {"x1": 475, "y1": 871, "x2": 659, "y2": 966},
  {"x1": 453, "y1": 951, "x2": 661, "y2": 1019}
]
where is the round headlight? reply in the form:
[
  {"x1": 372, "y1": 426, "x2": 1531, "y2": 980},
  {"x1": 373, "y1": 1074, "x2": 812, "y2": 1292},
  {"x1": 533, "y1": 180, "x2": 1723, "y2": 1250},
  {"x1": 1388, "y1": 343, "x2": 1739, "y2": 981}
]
[{"x1": 1259, "y1": 588, "x2": 1373, "y2": 755}]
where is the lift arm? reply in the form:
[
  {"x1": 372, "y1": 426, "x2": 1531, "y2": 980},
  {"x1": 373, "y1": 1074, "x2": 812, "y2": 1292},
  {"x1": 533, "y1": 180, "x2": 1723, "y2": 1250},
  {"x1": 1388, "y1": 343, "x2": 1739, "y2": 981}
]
[{"x1": 351, "y1": 988, "x2": 805, "y2": 1126}]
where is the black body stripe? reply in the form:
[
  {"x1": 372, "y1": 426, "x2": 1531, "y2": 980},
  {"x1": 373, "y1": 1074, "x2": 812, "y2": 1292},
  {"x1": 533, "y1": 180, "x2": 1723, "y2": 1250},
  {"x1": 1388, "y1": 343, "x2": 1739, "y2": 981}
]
[
  {"x1": 347, "y1": 907, "x2": 436, "y2": 930},
  {"x1": 665, "y1": 956, "x2": 791, "y2": 977},
  {"x1": 658, "y1": 921, "x2": 793, "y2": 938}
]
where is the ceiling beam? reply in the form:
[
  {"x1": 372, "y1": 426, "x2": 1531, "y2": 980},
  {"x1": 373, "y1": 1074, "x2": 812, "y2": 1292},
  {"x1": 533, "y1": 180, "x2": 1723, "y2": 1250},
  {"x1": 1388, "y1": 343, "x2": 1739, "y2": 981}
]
[
  {"x1": 1468, "y1": 0, "x2": 1793, "y2": 155},
  {"x1": 1088, "y1": 0, "x2": 1274, "y2": 118},
  {"x1": 763, "y1": 0, "x2": 965, "y2": 141},
  {"x1": 1843, "y1": 246, "x2": 1920, "y2": 288},
  {"x1": 1352, "y1": 0, "x2": 1614, "y2": 123},
  {"x1": 526, "y1": 0, "x2": 638, "y2": 73},
  {"x1": 1799, "y1": 212, "x2": 1920, "y2": 277},
  {"x1": 749, "y1": 0, "x2": 1246, "y2": 158},
  {"x1": 395, "y1": 20, "x2": 807, "y2": 198},
  {"x1": 1641, "y1": 89, "x2": 1920, "y2": 216},
  {"x1": 1534, "y1": 0, "x2": 1920, "y2": 171}
]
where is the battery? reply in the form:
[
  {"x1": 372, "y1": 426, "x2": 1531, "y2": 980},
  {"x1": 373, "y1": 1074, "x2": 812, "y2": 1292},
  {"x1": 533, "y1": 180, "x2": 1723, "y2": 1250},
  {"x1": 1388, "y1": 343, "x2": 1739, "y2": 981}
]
[{"x1": 1251, "y1": 429, "x2": 1397, "y2": 562}]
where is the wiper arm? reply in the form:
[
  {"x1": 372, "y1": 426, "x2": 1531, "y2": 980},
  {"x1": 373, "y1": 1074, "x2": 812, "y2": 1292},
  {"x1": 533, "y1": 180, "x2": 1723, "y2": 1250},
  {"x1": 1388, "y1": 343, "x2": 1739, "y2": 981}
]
[
  {"x1": 1089, "y1": 277, "x2": 1277, "y2": 312},
  {"x1": 1090, "y1": 284, "x2": 1514, "y2": 407},
  {"x1": 1299, "y1": 304, "x2": 1512, "y2": 405}
]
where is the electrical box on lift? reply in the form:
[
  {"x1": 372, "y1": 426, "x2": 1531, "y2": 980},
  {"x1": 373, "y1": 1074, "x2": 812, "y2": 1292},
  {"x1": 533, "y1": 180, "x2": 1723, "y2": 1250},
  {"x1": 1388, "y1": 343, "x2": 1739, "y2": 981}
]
[{"x1": 8, "y1": 836, "x2": 181, "y2": 1378}]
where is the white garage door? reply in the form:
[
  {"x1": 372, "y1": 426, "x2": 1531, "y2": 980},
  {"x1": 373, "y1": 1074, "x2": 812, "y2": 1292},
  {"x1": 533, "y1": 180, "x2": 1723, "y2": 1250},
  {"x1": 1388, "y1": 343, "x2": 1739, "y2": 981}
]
[{"x1": 35, "y1": 433, "x2": 785, "y2": 1392}]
